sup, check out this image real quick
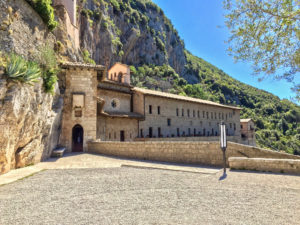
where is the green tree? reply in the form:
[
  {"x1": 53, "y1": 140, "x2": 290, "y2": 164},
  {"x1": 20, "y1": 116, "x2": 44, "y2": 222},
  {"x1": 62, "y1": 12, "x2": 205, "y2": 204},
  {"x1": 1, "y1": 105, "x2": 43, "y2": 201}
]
[{"x1": 223, "y1": 0, "x2": 299, "y2": 99}]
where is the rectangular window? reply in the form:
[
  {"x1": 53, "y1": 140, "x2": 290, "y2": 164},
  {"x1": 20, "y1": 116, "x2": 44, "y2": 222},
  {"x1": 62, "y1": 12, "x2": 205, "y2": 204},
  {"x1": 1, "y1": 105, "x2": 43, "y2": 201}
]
[
  {"x1": 149, "y1": 127, "x2": 153, "y2": 138},
  {"x1": 157, "y1": 106, "x2": 160, "y2": 115},
  {"x1": 176, "y1": 108, "x2": 179, "y2": 116},
  {"x1": 198, "y1": 110, "x2": 200, "y2": 118},
  {"x1": 234, "y1": 123, "x2": 236, "y2": 131},
  {"x1": 206, "y1": 112, "x2": 209, "y2": 119},
  {"x1": 187, "y1": 109, "x2": 190, "y2": 117},
  {"x1": 158, "y1": 127, "x2": 161, "y2": 137},
  {"x1": 140, "y1": 129, "x2": 143, "y2": 138},
  {"x1": 177, "y1": 128, "x2": 180, "y2": 137},
  {"x1": 182, "y1": 109, "x2": 184, "y2": 117},
  {"x1": 149, "y1": 105, "x2": 152, "y2": 114},
  {"x1": 167, "y1": 118, "x2": 171, "y2": 126},
  {"x1": 193, "y1": 110, "x2": 195, "y2": 117}
]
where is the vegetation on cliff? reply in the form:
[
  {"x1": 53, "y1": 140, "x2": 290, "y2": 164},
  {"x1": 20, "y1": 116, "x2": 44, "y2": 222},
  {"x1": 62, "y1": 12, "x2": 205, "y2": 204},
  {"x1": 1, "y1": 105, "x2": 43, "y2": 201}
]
[{"x1": 25, "y1": 0, "x2": 58, "y2": 31}]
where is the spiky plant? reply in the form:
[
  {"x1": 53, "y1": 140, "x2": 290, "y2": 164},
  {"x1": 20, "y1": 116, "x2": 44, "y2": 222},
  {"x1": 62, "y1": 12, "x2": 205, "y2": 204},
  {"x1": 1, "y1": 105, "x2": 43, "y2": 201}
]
[{"x1": 5, "y1": 54, "x2": 41, "y2": 84}]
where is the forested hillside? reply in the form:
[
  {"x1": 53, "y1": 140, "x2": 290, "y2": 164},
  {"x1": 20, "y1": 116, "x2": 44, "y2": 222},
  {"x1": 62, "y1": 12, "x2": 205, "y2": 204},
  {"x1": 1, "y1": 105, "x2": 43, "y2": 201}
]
[{"x1": 79, "y1": 0, "x2": 300, "y2": 154}]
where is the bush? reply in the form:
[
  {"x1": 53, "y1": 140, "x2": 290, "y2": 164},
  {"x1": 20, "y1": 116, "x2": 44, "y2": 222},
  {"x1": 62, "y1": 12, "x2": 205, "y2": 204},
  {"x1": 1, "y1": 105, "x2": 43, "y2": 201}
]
[
  {"x1": 82, "y1": 49, "x2": 96, "y2": 65},
  {"x1": 26, "y1": 0, "x2": 58, "y2": 31},
  {"x1": 43, "y1": 68, "x2": 58, "y2": 94}
]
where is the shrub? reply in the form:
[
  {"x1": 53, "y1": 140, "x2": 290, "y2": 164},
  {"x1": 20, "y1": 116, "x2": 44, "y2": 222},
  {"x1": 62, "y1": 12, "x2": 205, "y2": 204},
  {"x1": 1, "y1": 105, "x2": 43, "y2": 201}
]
[
  {"x1": 43, "y1": 68, "x2": 58, "y2": 94},
  {"x1": 82, "y1": 49, "x2": 96, "y2": 65},
  {"x1": 5, "y1": 54, "x2": 41, "y2": 84},
  {"x1": 26, "y1": 0, "x2": 58, "y2": 31}
]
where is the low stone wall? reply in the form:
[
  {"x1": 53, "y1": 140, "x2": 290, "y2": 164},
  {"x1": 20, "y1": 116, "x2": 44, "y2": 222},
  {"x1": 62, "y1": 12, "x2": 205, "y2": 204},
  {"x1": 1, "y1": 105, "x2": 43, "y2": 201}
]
[
  {"x1": 229, "y1": 157, "x2": 300, "y2": 174},
  {"x1": 88, "y1": 141, "x2": 300, "y2": 167}
]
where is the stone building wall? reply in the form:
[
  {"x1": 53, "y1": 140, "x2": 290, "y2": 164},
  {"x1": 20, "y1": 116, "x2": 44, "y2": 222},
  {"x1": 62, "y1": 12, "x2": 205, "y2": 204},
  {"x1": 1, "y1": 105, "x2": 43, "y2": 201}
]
[
  {"x1": 138, "y1": 95, "x2": 241, "y2": 139},
  {"x1": 98, "y1": 89, "x2": 131, "y2": 113},
  {"x1": 88, "y1": 141, "x2": 300, "y2": 167},
  {"x1": 135, "y1": 136, "x2": 241, "y2": 143},
  {"x1": 97, "y1": 116, "x2": 138, "y2": 141},
  {"x1": 60, "y1": 67, "x2": 98, "y2": 152}
]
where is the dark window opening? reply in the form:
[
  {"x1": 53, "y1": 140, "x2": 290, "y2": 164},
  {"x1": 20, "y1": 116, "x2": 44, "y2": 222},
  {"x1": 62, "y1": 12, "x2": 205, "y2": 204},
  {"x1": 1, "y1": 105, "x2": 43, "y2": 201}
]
[
  {"x1": 188, "y1": 128, "x2": 191, "y2": 136},
  {"x1": 149, "y1": 127, "x2": 153, "y2": 138},
  {"x1": 167, "y1": 118, "x2": 171, "y2": 126},
  {"x1": 158, "y1": 127, "x2": 161, "y2": 137},
  {"x1": 157, "y1": 106, "x2": 160, "y2": 115},
  {"x1": 149, "y1": 105, "x2": 152, "y2": 114},
  {"x1": 177, "y1": 128, "x2": 180, "y2": 137},
  {"x1": 187, "y1": 109, "x2": 190, "y2": 117},
  {"x1": 182, "y1": 109, "x2": 184, "y2": 116},
  {"x1": 194, "y1": 128, "x2": 196, "y2": 136},
  {"x1": 176, "y1": 108, "x2": 179, "y2": 116},
  {"x1": 140, "y1": 129, "x2": 144, "y2": 138},
  {"x1": 120, "y1": 130, "x2": 125, "y2": 142}
]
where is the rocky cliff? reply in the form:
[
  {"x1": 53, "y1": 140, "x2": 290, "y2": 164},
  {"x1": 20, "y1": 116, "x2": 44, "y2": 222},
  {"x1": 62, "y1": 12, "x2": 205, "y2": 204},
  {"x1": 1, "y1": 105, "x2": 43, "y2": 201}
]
[
  {"x1": 79, "y1": 0, "x2": 196, "y2": 82},
  {"x1": 0, "y1": 0, "x2": 66, "y2": 174}
]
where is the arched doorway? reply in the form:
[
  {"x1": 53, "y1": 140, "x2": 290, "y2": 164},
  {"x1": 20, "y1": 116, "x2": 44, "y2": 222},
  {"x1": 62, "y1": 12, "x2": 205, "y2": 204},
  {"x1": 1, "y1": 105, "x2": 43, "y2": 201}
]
[{"x1": 72, "y1": 124, "x2": 84, "y2": 152}]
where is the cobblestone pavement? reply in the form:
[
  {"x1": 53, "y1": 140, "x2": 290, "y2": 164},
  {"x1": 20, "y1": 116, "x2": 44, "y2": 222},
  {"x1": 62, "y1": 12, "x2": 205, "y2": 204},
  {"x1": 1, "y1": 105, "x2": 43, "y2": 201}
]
[{"x1": 0, "y1": 167, "x2": 300, "y2": 225}]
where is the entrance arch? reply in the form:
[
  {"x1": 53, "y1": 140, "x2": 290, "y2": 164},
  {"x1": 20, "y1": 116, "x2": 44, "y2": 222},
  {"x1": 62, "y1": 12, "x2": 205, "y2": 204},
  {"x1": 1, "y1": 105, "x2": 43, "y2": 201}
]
[{"x1": 72, "y1": 124, "x2": 84, "y2": 152}]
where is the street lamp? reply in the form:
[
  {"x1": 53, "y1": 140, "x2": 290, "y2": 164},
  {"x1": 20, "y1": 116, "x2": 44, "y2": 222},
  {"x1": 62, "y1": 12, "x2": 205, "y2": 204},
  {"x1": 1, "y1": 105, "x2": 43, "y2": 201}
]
[{"x1": 220, "y1": 122, "x2": 227, "y2": 173}]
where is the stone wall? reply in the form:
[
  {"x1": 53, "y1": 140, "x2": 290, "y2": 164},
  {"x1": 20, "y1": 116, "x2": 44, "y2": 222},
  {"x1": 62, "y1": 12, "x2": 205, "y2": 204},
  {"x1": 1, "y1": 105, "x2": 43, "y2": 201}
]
[
  {"x1": 98, "y1": 89, "x2": 131, "y2": 113},
  {"x1": 135, "y1": 136, "x2": 241, "y2": 143},
  {"x1": 88, "y1": 141, "x2": 300, "y2": 167},
  {"x1": 138, "y1": 95, "x2": 240, "y2": 138},
  {"x1": 229, "y1": 157, "x2": 300, "y2": 174},
  {"x1": 97, "y1": 116, "x2": 138, "y2": 141},
  {"x1": 59, "y1": 67, "x2": 98, "y2": 152}
]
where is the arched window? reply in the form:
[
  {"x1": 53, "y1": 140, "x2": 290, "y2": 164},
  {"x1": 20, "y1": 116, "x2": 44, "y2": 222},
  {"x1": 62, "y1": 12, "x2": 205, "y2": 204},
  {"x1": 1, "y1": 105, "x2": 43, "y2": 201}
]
[{"x1": 118, "y1": 72, "x2": 123, "y2": 82}]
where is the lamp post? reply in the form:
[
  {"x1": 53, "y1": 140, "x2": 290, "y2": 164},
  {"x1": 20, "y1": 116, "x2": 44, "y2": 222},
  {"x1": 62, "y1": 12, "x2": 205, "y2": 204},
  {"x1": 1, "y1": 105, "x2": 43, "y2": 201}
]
[{"x1": 220, "y1": 121, "x2": 227, "y2": 174}]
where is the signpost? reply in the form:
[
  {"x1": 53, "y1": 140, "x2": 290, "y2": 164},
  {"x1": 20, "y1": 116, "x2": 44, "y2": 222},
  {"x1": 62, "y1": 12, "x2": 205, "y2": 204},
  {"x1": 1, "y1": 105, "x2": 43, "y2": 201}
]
[{"x1": 220, "y1": 122, "x2": 227, "y2": 174}]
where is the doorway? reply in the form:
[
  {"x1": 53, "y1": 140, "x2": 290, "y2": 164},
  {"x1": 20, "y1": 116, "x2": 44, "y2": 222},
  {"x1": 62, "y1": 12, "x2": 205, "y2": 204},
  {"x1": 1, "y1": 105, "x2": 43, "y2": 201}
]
[
  {"x1": 120, "y1": 130, "x2": 125, "y2": 142},
  {"x1": 72, "y1": 124, "x2": 84, "y2": 152}
]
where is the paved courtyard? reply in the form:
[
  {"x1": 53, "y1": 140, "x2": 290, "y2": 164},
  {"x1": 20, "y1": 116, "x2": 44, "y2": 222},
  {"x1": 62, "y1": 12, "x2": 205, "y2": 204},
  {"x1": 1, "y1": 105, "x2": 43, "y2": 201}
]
[{"x1": 0, "y1": 154, "x2": 300, "y2": 225}]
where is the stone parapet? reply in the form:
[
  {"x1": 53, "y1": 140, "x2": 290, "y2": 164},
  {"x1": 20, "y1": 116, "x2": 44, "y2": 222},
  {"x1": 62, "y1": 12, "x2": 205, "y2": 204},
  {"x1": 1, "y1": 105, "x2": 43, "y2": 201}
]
[
  {"x1": 229, "y1": 157, "x2": 300, "y2": 174},
  {"x1": 88, "y1": 141, "x2": 300, "y2": 167}
]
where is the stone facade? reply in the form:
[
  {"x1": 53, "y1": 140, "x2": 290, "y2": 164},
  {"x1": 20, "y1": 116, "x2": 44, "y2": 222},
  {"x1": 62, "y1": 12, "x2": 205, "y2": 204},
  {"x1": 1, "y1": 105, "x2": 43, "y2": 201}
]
[
  {"x1": 135, "y1": 93, "x2": 241, "y2": 139},
  {"x1": 59, "y1": 62, "x2": 256, "y2": 152},
  {"x1": 240, "y1": 119, "x2": 256, "y2": 146},
  {"x1": 59, "y1": 63, "x2": 104, "y2": 151}
]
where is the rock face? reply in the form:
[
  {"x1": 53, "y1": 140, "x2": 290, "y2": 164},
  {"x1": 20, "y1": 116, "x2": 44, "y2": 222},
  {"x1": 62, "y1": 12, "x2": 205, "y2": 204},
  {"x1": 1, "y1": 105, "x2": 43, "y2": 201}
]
[
  {"x1": 79, "y1": 0, "x2": 196, "y2": 83},
  {"x1": 0, "y1": 0, "x2": 64, "y2": 174},
  {"x1": 0, "y1": 76, "x2": 62, "y2": 173}
]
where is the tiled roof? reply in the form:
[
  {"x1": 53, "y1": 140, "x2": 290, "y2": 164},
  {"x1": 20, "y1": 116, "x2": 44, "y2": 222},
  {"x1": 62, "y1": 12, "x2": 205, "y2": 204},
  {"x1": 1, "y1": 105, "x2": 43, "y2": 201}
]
[
  {"x1": 133, "y1": 87, "x2": 241, "y2": 110},
  {"x1": 61, "y1": 62, "x2": 105, "y2": 70},
  {"x1": 240, "y1": 118, "x2": 253, "y2": 122}
]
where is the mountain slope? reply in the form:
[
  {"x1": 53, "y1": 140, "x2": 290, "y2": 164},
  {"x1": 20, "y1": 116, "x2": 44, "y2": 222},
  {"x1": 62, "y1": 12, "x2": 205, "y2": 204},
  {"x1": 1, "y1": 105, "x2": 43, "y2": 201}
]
[{"x1": 78, "y1": 0, "x2": 300, "y2": 154}]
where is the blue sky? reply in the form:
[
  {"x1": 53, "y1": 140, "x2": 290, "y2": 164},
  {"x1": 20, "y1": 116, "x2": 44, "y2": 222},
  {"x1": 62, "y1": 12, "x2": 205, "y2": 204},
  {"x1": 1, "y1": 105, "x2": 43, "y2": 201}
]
[{"x1": 152, "y1": 0, "x2": 299, "y2": 101}]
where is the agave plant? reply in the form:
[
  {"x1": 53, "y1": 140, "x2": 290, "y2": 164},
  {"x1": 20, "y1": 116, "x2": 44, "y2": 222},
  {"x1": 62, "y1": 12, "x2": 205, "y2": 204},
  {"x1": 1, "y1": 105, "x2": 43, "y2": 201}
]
[
  {"x1": 6, "y1": 54, "x2": 27, "y2": 80},
  {"x1": 22, "y1": 61, "x2": 41, "y2": 84},
  {"x1": 5, "y1": 54, "x2": 41, "y2": 84}
]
